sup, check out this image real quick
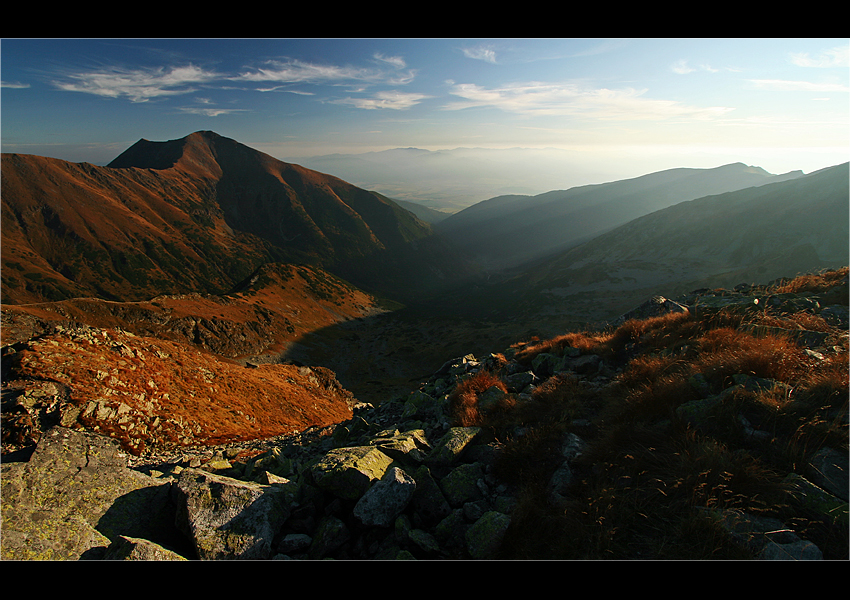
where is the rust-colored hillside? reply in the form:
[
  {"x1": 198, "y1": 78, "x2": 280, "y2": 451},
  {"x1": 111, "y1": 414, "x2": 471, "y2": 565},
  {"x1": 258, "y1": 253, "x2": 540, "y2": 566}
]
[
  {"x1": 2, "y1": 324, "x2": 355, "y2": 456},
  {"x1": 0, "y1": 261, "x2": 392, "y2": 456},
  {"x1": 1, "y1": 131, "x2": 455, "y2": 306},
  {"x1": 1, "y1": 262, "x2": 389, "y2": 358},
  {"x1": 1, "y1": 131, "x2": 450, "y2": 458}
]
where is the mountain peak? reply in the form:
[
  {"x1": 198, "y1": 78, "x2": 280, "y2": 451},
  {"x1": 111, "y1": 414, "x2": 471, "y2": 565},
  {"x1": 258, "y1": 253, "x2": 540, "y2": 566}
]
[
  {"x1": 4, "y1": 130, "x2": 453, "y2": 306},
  {"x1": 717, "y1": 162, "x2": 771, "y2": 176},
  {"x1": 107, "y1": 131, "x2": 243, "y2": 178}
]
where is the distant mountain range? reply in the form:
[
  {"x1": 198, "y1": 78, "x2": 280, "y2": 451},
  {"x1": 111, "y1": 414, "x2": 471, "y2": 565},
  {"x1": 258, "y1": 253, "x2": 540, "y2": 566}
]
[
  {"x1": 434, "y1": 162, "x2": 806, "y2": 272},
  {"x1": 434, "y1": 162, "x2": 849, "y2": 327},
  {"x1": 286, "y1": 146, "x2": 615, "y2": 213},
  {"x1": 527, "y1": 162, "x2": 849, "y2": 289}
]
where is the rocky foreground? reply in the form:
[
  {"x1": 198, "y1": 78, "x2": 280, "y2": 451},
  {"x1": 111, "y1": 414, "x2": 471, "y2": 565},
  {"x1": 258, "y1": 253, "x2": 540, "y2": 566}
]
[{"x1": 2, "y1": 270, "x2": 848, "y2": 560}]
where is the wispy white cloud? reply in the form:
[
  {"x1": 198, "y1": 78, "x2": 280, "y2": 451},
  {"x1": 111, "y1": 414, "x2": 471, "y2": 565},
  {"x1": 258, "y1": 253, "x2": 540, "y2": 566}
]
[
  {"x1": 237, "y1": 59, "x2": 376, "y2": 84},
  {"x1": 462, "y1": 46, "x2": 498, "y2": 64},
  {"x1": 45, "y1": 55, "x2": 420, "y2": 114},
  {"x1": 51, "y1": 64, "x2": 220, "y2": 102},
  {"x1": 443, "y1": 81, "x2": 734, "y2": 121},
  {"x1": 373, "y1": 53, "x2": 406, "y2": 69},
  {"x1": 236, "y1": 58, "x2": 415, "y2": 86},
  {"x1": 789, "y1": 45, "x2": 849, "y2": 68},
  {"x1": 177, "y1": 106, "x2": 247, "y2": 117},
  {"x1": 238, "y1": 57, "x2": 424, "y2": 110},
  {"x1": 671, "y1": 59, "x2": 695, "y2": 74},
  {"x1": 333, "y1": 90, "x2": 431, "y2": 110},
  {"x1": 1, "y1": 80, "x2": 30, "y2": 89},
  {"x1": 749, "y1": 79, "x2": 850, "y2": 93},
  {"x1": 672, "y1": 59, "x2": 720, "y2": 74},
  {"x1": 254, "y1": 85, "x2": 316, "y2": 95}
]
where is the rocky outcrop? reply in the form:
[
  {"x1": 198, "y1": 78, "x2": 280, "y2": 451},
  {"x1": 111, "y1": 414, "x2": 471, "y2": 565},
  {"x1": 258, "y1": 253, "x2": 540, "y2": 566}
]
[
  {"x1": 613, "y1": 295, "x2": 689, "y2": 326},
  {"x1": 1, "y1": 427, "x2": 180, "y2": 560},
  {"x1": 5, "y1": 326, "x2": 843, "y2": 560},
  {"x1": 0, "y1": 406, "x2": 516, "y2": 559},
  {"x1": 2, "y1": 269, "x2": 847, "y2": 560},
  {"x1": 173, "y1": 467, "x2": 295, "y2": 560},
  {"x1": 1, "y1": 324, "x2": 355, "y2": 456}
]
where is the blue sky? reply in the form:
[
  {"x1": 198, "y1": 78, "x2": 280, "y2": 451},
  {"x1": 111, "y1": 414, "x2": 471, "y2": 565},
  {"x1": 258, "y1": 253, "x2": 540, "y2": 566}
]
[{"x1": 2, "y1": 38, "x2": 848, "y2": 181}]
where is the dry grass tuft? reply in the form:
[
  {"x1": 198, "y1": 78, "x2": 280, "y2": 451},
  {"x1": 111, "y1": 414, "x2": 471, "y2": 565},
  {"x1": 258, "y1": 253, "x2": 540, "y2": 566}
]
[
  {"x1": 769, "y1": 267, "x2": 849, "y2": 295},
  {"x1": 606, "y1": 312, "x2": 695, "y2": 353},
  {"x1": 695, "y1": 327, "x2": 810, "y2": 388},
  {"x1": 448, "y1": 369, "x2": 507, "y2": 427},
  {"x1": 493, "y1": 268, "x2": 849, "y2": 558},
  {"x1": 751, "y1": 311, "x2": 833, "y2": 333},
  {"x1": 618, "y1": 353, "x2": 686, "y2": 388},
  {"x1": 514, "y1": 311, "x2": 697, "y2": 366}
]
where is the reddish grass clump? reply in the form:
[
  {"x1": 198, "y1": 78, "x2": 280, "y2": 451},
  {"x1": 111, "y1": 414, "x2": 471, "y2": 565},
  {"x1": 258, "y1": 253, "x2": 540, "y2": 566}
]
[
  {"x1": 750, "y1": 311, "x2": 833, "y2": 333},
  {"x1": 770, "y1": 267, "x2": 849, "y2": 295},
  {"x1": 695, "y1": 327, "x2": 810, "y2": 388},
  {"x1": 495, "y1": 269, "x2": 850, "y2": 559},
  {"x1": 514, "y1": 311, "x2": 697, "y2": 367},
  {"x1": 513, "y1": 331, "x2": 598, "y2": 364},
  {"x1": 448, "y1": 369, "x2": 508, "y2": 427},
  {"x1": 606, "y1": 311, "x2": 697, "y2": 354}
]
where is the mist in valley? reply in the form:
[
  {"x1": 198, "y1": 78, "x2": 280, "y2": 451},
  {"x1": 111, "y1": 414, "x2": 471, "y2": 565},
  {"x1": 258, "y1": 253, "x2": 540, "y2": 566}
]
[{"x1": 284, "y1": 145, "x2": 839, "y2": 215}]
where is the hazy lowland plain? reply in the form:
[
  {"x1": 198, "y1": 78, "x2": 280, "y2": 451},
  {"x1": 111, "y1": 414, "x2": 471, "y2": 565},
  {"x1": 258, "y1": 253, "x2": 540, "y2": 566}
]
[
  {"x1": 287, "y1": 146, "x2": 695, "y2": 214},
  {"x1": 2, "y1": 131, "x2": 847, "y2": 560}
]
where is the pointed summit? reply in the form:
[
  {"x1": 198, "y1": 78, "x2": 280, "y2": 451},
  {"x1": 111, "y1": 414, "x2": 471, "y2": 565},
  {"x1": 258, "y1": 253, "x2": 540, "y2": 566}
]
[
  {"x1": 3, "y1": 131, "x2": 464, "y2": 305},
  {"x1": 107, "y1": 131, "x2": 228, "y2": 177}
]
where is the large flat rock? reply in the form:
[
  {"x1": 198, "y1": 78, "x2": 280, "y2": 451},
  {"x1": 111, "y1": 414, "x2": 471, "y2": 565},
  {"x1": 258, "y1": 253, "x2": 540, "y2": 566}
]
[{"x1": 1, "y1": 426, "x2": 177, "y2": 560}]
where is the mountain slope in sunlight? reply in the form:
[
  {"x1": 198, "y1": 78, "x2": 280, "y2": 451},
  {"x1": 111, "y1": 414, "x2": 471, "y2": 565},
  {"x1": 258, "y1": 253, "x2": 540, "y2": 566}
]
[{"x1": 1, "y1": 131, "x2": 463, "y2": 306}]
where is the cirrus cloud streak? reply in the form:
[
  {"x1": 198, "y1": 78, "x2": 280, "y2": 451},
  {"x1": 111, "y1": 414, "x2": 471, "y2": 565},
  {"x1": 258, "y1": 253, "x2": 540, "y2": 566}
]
[
  {"x1": 51, "y1": 64, "x2": 221, "y2": 103},
  {"x1": 236, "y1": 59, "x2": 416, "y2": 86},
  {"x1": 789, "y1": 45, "x2": 849, "y2": 68},
  {"x1": 443, "y1": 81, "x2": 734, "y2": 121},
  {"x1": 332, "y1": 90, "x2": 431, "y2": 110}
]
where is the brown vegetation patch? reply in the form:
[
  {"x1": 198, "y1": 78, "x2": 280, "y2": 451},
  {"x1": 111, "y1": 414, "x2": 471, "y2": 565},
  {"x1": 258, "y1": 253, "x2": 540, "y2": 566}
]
[
  {"x1": 514, "y1": 311, "x2": 697, "y2": 366},
  {"x1": 769, "y1": 266, "x2": 849, "y2": 295},
  {"x1": 7, "y1": 326, "x2": 354, "y2": 455},
  {"x1": 447, "y1": 370, "x2": 508, "y2": 427},
  {"x1": 480, "y1": 270, "x2": 848, "y2": 558},
  {"x1": 695, "y1": 327, "x2": 811, "y2": 387}
]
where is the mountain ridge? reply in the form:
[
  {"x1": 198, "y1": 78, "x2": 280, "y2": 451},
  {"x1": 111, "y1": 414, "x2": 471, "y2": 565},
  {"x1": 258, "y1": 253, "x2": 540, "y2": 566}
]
[
  {"x1": 432, "y1": 162, "x2": 849, "y2": 328},
  {"x1": 434, "y1": 161, "x2": 808, "y2": 272},
  {"x1": 2, "y1": 131, "x2": 467, "y2": 306}
]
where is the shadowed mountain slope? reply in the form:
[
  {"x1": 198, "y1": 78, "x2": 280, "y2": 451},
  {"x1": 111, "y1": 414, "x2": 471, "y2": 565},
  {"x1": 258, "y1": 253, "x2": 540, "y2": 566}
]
[
  {"x1": 529, "y1": 163, "x2": 849, "y2": 285},
  {"x1": 1, "y1": 131, "x2": 463, "y2": 306},
  {"x1": 435, "y1": 162, "x2": 804, "y2": 272},
  {"x1": 430, "y1": 163, "x2": 849, "y2": 328}
]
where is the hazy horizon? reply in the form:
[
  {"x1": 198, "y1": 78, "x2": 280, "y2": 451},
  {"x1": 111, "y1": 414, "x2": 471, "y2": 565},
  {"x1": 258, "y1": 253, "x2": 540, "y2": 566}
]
[{"x1": 2, "y1": 38, "x2": 847, "y2": 208}]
